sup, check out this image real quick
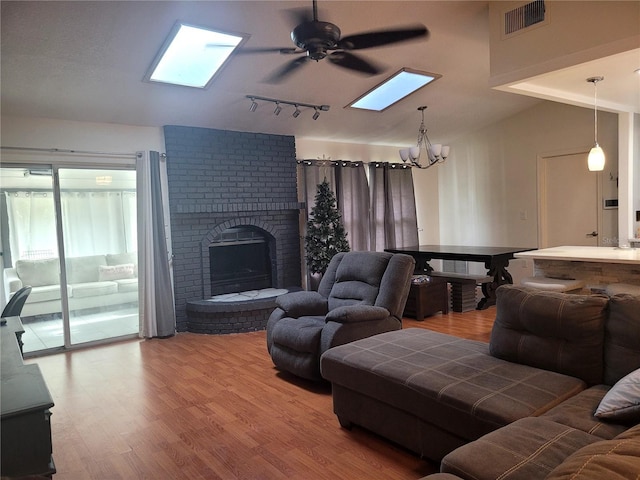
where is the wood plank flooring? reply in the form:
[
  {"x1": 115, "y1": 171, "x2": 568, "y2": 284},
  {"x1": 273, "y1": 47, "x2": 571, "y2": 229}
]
[{"x1": 28, "y1": 306, "x2": 496, "y2": 480}]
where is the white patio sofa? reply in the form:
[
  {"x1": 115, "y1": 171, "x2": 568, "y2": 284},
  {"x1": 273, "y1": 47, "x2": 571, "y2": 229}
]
[{"x1": 3, "y1": 253, "x2": 138, "y2": 318}]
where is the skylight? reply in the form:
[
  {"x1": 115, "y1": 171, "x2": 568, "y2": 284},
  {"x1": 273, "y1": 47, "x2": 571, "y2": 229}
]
[
  {"x1": 348, "y1": 68, "x2": 441, "y2": 111},
  {"x1": 145, "y1": 23, "x2": 247, "y2": 89}
]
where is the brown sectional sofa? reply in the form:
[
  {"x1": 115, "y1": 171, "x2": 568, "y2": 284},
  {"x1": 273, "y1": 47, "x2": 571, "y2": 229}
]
[{"x1": 320, "y1": 285, "x2": 640, "y2": 479}]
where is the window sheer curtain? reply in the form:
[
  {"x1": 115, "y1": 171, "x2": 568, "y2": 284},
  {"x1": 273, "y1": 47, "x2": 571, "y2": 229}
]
[
  {"x1": 137, "y1": 151, "x2": 175, "y2": 338},
  {"x1": 4, "y1": 190, "x2": 136, "y2": 260},
  {"x1": 369, "y1": 163, "x2": 419, "y2": 251},
  {"x1": 300, "y1": 160, "x2": 370, "y2": 251}
]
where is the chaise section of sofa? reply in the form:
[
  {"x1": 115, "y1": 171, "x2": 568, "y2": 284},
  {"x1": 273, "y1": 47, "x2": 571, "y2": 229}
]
[
  {"x1": 3, "y1": 252, "x2": 138, "y2": 317},
  {"x1": 433, "y1": 291, "x2": 640, "y2": 480},
  {"x1": 320, "y1": 285, "x2": 611, "y2": 462}
]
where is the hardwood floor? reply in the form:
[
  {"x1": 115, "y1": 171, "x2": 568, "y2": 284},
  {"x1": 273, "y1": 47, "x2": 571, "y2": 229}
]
[{"x1": 28, "y1": 306, "x2": 496, "y2": 480}]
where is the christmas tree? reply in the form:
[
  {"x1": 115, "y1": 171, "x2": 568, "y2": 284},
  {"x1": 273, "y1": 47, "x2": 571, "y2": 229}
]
[{"x1": 305, "y1": 179, "x2": 350, "y2": 275}]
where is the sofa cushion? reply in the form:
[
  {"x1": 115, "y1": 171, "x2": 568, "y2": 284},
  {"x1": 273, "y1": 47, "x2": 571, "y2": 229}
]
[
  {"x1": 66, "y1": 255, "x2": 107, "y2": 284},
  {"x1": 545, "y1": 424, "x2": 640, "y2": 480},
  {"x1": 542, "y1": 386, "x2": 628, "y2": 440},
  {"x1": 27, "y1": 284, "x2": 63, "y2": 303},
  {"x1": 490, "y1": 285, "x2": 608, "y2": 385},
  {"x1": 440, "y1": 417, "x2": 600, "y2": 480},
  {"x1": 604, "y1": 293, "x2": 640, "y2": 386},
  {"x1": 595, "y1": 368, "x2": 640, "y2": 424},
  {"x1": 98, "y1": 264, "x2": 135, "y2": 281},
  {"x1": 15, "y1": 258, "x2": 60, "y2": 287},
  {"x1": 321, "y1": 329, "x2": 586, "y2": 443},
  {"x1": 71, "y1": 281, "x2": 118, "y2": 298},
  {"x1": 114, "y1": 278, "x2": 138, "y2": 293}
]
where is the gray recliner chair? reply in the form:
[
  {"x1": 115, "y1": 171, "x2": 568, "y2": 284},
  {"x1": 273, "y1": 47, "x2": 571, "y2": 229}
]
[{"x1": 266, "y1": 251, "x2": 415, "y2": 381}]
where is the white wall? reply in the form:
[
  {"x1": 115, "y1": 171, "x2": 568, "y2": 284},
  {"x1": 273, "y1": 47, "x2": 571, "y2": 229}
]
[
  {"x1": 1, "y1": 116, "x2": 165, "y2": 165},
  {"x1": 488, "y1": 1, "x2": 640, "y2": 85},
  {"x1": 437, "y1": 101, "x2": 618, "y2": 249}
]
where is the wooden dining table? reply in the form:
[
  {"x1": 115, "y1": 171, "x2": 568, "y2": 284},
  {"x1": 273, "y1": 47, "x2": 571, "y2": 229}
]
[{"x1": 385, "y1": 245, "x2": 536, "y2": 309}]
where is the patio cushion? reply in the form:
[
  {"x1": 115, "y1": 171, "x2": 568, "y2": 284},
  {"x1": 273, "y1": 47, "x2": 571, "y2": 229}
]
[{"x1": 71, "y1": 281, "x2": 118, "y2": 298}]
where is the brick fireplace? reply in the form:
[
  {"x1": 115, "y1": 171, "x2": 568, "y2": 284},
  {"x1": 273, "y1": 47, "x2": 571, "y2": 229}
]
[{"x1": 164, "y1": 126, "x2": 303, "y2": 333}]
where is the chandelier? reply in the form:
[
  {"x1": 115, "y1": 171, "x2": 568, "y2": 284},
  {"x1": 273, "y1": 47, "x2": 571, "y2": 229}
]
[{"x1": 399, "y1": 106, "x2": 450, "y2": 169}]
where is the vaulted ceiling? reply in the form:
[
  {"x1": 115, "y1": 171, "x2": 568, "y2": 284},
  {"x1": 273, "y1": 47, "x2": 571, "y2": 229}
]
[{"x1": 1, "y1": 1, "x2": 638, "y2": 149}]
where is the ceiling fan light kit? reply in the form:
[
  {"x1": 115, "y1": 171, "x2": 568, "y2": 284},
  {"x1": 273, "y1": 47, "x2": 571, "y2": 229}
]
[
  {"x1": 246, "y1": 95, "x2": 329, "y2": 120},
  {"x1": 399, "y1": 106, "x2": 450, "y2": 169},
  {"x1": 586, "y1": 76, "x2": 605, "y2": 172}
]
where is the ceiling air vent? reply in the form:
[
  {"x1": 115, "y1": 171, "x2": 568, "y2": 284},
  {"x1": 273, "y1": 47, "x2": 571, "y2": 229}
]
[{"x1": 504, "y1": 0, "x2": 546, "y2": 35}]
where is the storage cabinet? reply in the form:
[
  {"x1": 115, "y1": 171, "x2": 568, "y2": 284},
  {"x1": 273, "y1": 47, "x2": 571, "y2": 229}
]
[
  {"x1": 403, "y1": 276, "x2": 449, "y2": 320},
  {"x1": 1, "y1": 316, "x2": 55, "y2": 478}
]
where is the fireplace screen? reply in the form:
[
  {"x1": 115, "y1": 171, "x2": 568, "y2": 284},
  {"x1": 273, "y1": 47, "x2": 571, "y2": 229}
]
[{"x1": 209, "y1": 227, "x2": 272, "y2": 296}]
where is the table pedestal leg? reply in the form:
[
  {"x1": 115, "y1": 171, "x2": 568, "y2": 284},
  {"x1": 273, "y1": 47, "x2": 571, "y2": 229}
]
[{"x1": 477, "y1": 259, "x2": 513, "y2": 310}]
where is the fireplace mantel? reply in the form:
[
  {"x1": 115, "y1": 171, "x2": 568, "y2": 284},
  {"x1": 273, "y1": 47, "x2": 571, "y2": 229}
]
[{"x1": 174, "y1": 201, "x2": 305, "y2": 215}]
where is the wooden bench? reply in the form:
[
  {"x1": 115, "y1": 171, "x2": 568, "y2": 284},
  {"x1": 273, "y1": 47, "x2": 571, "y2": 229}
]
[{"x1": 429, "y1": 272, "x2": 493, "y2": 312}]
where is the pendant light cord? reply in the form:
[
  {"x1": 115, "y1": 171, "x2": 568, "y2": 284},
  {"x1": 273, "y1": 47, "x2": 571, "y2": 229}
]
[
  {"x1": 587, "y1": 76, "x2": 604, "y2": 146},
  {"x1": 593, "y1": 80, "x2": 598, "y2": 145}
]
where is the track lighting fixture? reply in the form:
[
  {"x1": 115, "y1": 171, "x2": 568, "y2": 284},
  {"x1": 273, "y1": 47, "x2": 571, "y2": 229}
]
[{"x1": 245, "y1": 95, "x2": 329, "y2": 120}]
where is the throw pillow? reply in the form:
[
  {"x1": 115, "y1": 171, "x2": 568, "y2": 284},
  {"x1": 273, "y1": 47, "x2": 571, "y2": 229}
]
[
  {"x1": 595, "y1": 368, "x2": 640, "y2": 423},
  {"x1": 98, "y1": 263, "x2": 135, "y2": 282}
]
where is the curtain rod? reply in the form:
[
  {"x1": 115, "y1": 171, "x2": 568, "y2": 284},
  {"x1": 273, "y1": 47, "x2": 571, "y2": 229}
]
[
  {"x1": 297, "y1": 159, "x2": 412, "y2": 169},
  {"x1": 1, "y1": 146, "x2": 140, "y2": 159}
]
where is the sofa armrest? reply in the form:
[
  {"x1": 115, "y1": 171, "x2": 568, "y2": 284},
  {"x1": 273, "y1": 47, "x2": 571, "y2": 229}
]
[
  {"x1": 3, "y1": 268, "x2": 23, "y2": 298},
  {"x1": 325, "y1": 305, "x2": 390, "y2": 324},
  {"x1": 275, "y1": 290, "x2": 328, "y2": 318}
]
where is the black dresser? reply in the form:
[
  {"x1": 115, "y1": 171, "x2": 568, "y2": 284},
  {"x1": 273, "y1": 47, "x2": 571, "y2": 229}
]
[{"x1": 1, "y1": 316, "x2": 56, "y2": 477}]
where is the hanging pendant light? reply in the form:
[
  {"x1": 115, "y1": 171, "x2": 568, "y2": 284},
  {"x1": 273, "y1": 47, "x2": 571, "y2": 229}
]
[{"x1": 586, "y1": 76, "x2": 605, "y2": 172}]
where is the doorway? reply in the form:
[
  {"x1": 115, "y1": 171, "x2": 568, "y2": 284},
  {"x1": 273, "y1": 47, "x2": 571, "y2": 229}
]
[
  {"x1": 538, "y1": 151, "x2": 601, "y2": 248},
  {"x1": 0, "y1": 165, "x2": 139, "y2": 355}
]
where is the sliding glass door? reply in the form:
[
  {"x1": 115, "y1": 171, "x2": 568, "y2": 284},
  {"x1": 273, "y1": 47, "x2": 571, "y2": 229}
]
[
  {"x1": 58, "y1": 168, "x2": 139, "y2": 346},
  {"x1": 1, "y1": 166, "x2": 139, "y2": 354},
  {"x1": 1, "y1": 166, "x2": 64, "y2": 351}
]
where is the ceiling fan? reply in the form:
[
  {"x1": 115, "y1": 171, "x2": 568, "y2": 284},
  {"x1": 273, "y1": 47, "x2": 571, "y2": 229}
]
[{"x1": 241, "y1": 0, "x2": 429, "y2": 83}]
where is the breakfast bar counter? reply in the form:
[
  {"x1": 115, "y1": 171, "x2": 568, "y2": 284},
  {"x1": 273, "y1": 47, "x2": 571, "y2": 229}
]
[{"x1": 515, "y1": 246, "x2": 640, "y2": 292}]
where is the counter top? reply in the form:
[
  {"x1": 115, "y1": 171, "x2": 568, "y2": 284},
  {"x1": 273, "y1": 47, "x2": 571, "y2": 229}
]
[{"x1": 515, "y1": 246, "x2": 640, "y2": 264}]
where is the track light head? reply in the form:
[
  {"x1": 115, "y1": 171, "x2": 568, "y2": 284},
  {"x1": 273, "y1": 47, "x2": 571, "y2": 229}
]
[
  {"x1": 274, "y1": 102, "x2": 282, "y2": 115},
  {"x1": 312, "y1": 108, "x2": 320, "y2": 120},
  {"x1": 249, "y1": 98, "x2": 258, "y2": 112},
  {"x1": 293, "y1": 105, "x2": 301, "y2": 118}
]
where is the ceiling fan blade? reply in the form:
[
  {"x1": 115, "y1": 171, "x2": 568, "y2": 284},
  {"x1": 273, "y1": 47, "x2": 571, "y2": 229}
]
[
  {"x1": 264, "y1": 56, "x2": 310, "y2": 83},
  {"x1": 237, "y1": 46, "x2": 302, "y2": 55},
  {"x1": 328, "y1": 51, "x2": 384, "y2": 75},
  {"x1": 337, "y1": 25, "x2": 429, "y2": 50}
]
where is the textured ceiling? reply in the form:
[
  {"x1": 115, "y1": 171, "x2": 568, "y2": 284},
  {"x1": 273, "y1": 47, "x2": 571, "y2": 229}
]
[{"x1": 1, "y1": 1, "x2": 637, "y2": 149}]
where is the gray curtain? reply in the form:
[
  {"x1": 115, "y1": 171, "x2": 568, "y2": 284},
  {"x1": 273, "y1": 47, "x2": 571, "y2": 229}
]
[
  {"x1": 369, "y1": 163, "x2": 418, "y2": 251},
  {"x1": 300, "y1": 160, "x2": 370, "y2": 251},
  {"x1": 137, "y1": 151, "x2": 175, "y2": 338},
  {"x1": 335, "y1": 162, "x2": 370, "y2": 251}
]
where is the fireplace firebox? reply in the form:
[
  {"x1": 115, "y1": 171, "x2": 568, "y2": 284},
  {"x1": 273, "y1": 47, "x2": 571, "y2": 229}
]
[{"x1": 209, "y1": 227, "x2": 273, "y2": 296}]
